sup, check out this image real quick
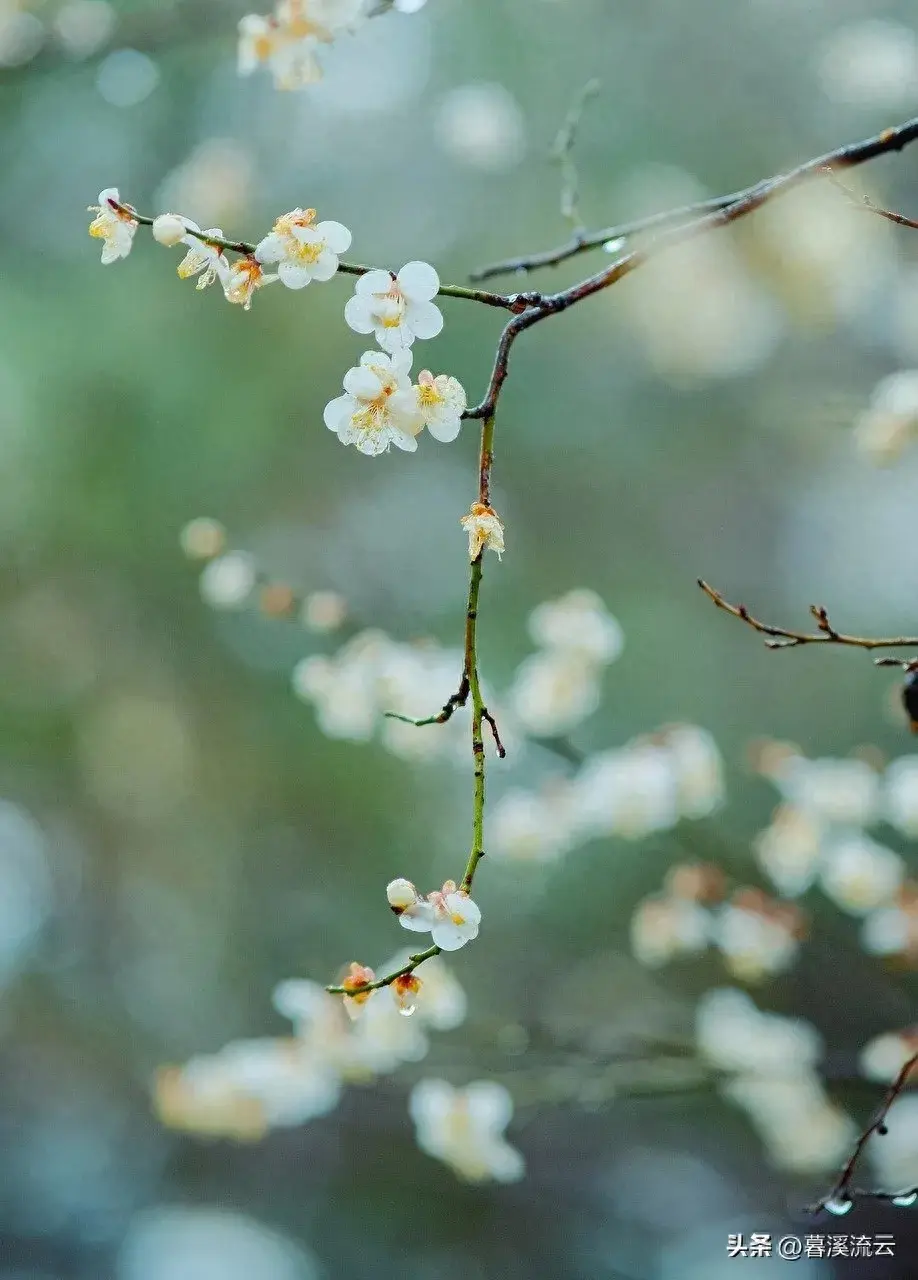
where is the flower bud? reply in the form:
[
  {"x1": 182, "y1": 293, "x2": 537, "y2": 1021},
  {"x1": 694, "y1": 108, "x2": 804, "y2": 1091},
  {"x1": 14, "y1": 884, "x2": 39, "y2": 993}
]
[
  {"x1": 387, "y1": 877, "x2": 418, "y2": 912},
  {"x1": 153, "y1": 213, "x2": 189, "y2": 246}
]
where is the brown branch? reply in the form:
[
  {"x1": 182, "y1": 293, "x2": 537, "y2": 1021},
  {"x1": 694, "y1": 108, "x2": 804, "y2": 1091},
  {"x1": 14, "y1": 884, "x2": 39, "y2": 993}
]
[
  {"x1": 470, "y1": 115, "x2": 918, "y2": 283},
  {"x1": 810, "y1": 1052, "x2": 918, "y2": 1214},
  {"x1": 697, "y1": 580, "x2": 918, "y2": 652},
  {"x1": 550, "y1": 78, "x2": 601, "y2": 233},
  {"x1": 463, "y1": 118, "x2": 918, "y2": 421}
]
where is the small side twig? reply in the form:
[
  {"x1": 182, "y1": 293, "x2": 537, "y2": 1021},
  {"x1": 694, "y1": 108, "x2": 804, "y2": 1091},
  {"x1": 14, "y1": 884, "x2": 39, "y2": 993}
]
[
  {"x1": 824, "y1": 170, "x2": 918, "y2": 232},
  {"x1": 810, "y1": 1052, "x2": 918, "y2": 1214},
  {"x1": 698, "y1": 579, "x2": 918, "y2": 652},
  {"x1": 550, "y1": 78, "x2": 601, "y2": 233}
]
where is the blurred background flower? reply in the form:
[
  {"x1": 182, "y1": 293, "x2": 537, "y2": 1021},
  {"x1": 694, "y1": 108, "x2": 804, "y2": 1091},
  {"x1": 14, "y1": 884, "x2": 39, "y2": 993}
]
[{"x1": 3, "y1": 0, "x2": 918, "y2": 1276}]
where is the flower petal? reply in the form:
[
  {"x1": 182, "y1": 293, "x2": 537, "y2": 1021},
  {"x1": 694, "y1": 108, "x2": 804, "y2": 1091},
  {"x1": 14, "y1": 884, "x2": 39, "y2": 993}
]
[
  {"x1": 310, "y1": 249, "x2": 339, "y2": 282},
  {"x1": 343, "y1": 365, "x2": 384, "y2": 399},
  {"x1": 356, "y1": 268, "x2": 395, "y2": 296},
  {"x1": 426, "y1": 410, "x2": 462, "y2": 443},
  {"x1": 405, "y1": 300, "x2": 444, "y2": 341},
  {"x1": 255, "y1": 233, "x2": 286, "y2": 264},
  {"x1": 323, "y1": 394, "x2": 352, "y2": 432},
  {"x1": 317, "y1": 220, "x2": 352, "y2": 254},
  {"x1": 344, "y1": 294, "x2": 376, "y2": 334},
  {"x1": 390, "y1": 429, "x2": 419, "y2": 453},
  {"x1": 397, "y1": 260, "x2": 440, "y2": 301},
  {"x1": 278, "y1": 261, "x2": 313, "y2": 289}
]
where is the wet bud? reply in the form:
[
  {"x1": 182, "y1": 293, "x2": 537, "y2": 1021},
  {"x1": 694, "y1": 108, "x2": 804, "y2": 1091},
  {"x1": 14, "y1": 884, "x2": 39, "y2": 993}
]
[
  {"x1": 386, "y1": 878, "x2": 417, "y2": 913},
  {"x1": 152, "y1": 213, "x2": 189, "y2": 246}
]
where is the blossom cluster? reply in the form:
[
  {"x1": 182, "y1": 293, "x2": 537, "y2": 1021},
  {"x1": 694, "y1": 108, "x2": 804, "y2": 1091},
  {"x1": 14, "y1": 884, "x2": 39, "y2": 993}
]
[
  {"x1": 157, "y1": 956, "x2": 460, "y2": 1124},
  {"x1": 238, "y1": 0, "x2": 425, "y2": 93},
  {"x1": 491, "y1": 722, "x2": 725, "y2": 864},
  {"x1": 753, "y1": 744, "x2": 918, "y2": 962},
  {"x1": 92, "y1": 188, "x2": 477, "y2": 550},
  {"x1": 387, "y1": 876, "x2": 481, "y2": 951},
  {"x1": 631, "y1": 864, "x2": 805, "y2": 981}
]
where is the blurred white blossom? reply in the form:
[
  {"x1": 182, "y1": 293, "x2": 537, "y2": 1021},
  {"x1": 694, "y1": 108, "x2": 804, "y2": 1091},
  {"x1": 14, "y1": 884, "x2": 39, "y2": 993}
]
[
  {"x1": 199, "y1": 552, "x2": 257, "y2": 609},
  {"x1": 753, "y1": 804, "x2": 824, "y2": 897},
  {"x1": 527, "y1": 589, "x2": 624, "y2": 664},
  {"x1": 860, "y1": 1029, "x2": 918, "y2": 1084},
  {"x1": 854, "y1": 371, "x2": 918, "y2": 465},
  {"x1": 409, "y1": 1079, "x2": 524, "y2": 1182},
  {"x1": 509, "y1": 649, "x2": 601, "y2": 737},
  {"x1": 885, "y1": 756, "x2": 918, "y2": 836},
  {"x1": 710, "y1": 891, "x2": 803, "y2": 983},
  {"x1": 818, "y1": 831, "x2": 904, "y2": 915},
  {"x1": 630, "y1": 894, "x2": 710, "y2": 968}
]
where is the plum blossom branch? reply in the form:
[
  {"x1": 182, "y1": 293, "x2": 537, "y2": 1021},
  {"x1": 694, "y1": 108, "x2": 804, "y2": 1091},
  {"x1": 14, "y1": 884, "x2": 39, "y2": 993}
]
[
  {"x1": 697, "y1": 579, "x2": 918, "y2": 652},
  {"x1": 110, "y1": 200, "x2": 520, "y2": 310},
  {"x1": 470, "y1": 115, "x2": 918, "y2": 284},
  {"x1": 325, "y1": 943, "x2": 440, "y2": 996},
  {"x1": 811, "y1": 1052, "x2": 918, "y2": 1215}
]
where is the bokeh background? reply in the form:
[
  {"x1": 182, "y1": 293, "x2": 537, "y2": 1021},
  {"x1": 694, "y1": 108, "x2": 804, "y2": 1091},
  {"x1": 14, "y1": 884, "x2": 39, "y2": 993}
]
[{"x1": 3, "y1": 0, "x2": 918, "y2": 1275}]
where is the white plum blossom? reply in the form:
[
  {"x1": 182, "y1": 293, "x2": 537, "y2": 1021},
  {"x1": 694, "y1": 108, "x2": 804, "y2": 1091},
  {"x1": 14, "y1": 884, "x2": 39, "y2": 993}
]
[
  {"x1": 696, "y1": 988, "x2": 822, "y2": 1075},
  {"x1": 574, "y1": 743, "x2": 680, "y2": 840},
  {"x1": 255, "y1": 207, "x2": 352, "y2": 288},
  {"x1": 344, "y1": 262, "x2": 443, "y2": 353},
  {"x1": 407, "y1": 370, "x2": 467, "y2": 442},
  {"x1": 88, "y1": 187, "x2": 138, "y2": 263},
  {"x1": 661, "y1": 723, "x2": 725, "y2": 818},
  {"x1": 389, "y1": 878, "x2": 481, "y2": 951},
  {"x1": 509, "y1": 649, "x2": 602, "y2": 737},
  {"x1": 861, "y1": 890, "x2": 918, "y2": 960},
  {"x1": 817, "y1": 831, "x2": 904, "y2": 915},
  {"x1": 723, "y1": 1072, "x2": 855, "y2": 1174},
  {"x1": 154, "y1": 1037, "x2": 341, "y2": 1139},
  {"x1": 489, "y1": 784, "x2": 580, "y2": 863},
  {"x1": 409, "y1": 1079, "x2": 524, "y2": 1183},
  {"x1": 885, "y1": 756, "x2": 918, "y2": 837},
  {"x1": 710, "y1": 893, "x2": 802, "y2": 982},
  {"x1": 324, "y1": 350, "x2": 422, "y2": 455},
  {"x1": 180, "y1": 517, "x2": 226, "y2": 560},
  {"x1": 768, "y1": 752, "x2": 880, "y2": 827},
  {"x1": 860, "y1": 1029, "x2": 918, "y2": 1083},
  {"x1": 854, "y1": 370, "x2": 918, "y2": 464},
  {"x1": 753, "y1": 804, "x2": 824, "y2": 897},
  {"x1": 237, "y1": 1, "x2": 368, "y2": 90},
  {"x1": 527, "y1": 589, "x2": 624, "y2": 664},
  {"x1": 199, "y1": 551, "x2": 257, "y2": 609},
  {"x1": 176, "y1": 224, "x2": 228, "y2": 290},
  {"x1": 223, "y1": 257, "x2": 277, "y2": 309},
  {"x1": 630, "y1": 893, "x2": 710, "y2": 967},
  {"x1": 460, "y1": 503, "x2": 504, "y2": 560}
]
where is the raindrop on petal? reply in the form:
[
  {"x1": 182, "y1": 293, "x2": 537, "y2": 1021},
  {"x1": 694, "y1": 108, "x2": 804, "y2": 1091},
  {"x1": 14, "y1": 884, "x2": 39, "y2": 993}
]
[
  {"x1": 893, "y1": 1190, "x2": 918, "y2": 1207},
  {"x1": 824, "y1": 1195, "x2": 853, "y2": 1216}
]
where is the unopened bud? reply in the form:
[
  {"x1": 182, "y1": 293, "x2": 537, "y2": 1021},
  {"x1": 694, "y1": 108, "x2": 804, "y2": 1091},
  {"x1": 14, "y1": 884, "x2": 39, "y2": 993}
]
[
  {"x1": 387, "y1": 877, "x2": 417, "y2": 912},
  {"x1": 153, "y1": 213, "x2": 190, "y2": 246}
]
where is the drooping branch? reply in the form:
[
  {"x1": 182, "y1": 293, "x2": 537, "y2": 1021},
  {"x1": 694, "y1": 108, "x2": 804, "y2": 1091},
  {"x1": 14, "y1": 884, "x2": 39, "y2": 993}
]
[
  {"x1": 697, "y1": 580, "x2": 918, "y2": 652},
  {"x1": 470, "y1": 115, "x2": 918, "y2": 283},
  {"x1": 811, "y1": 1053, "x2": 918, "y2": 1214}
]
